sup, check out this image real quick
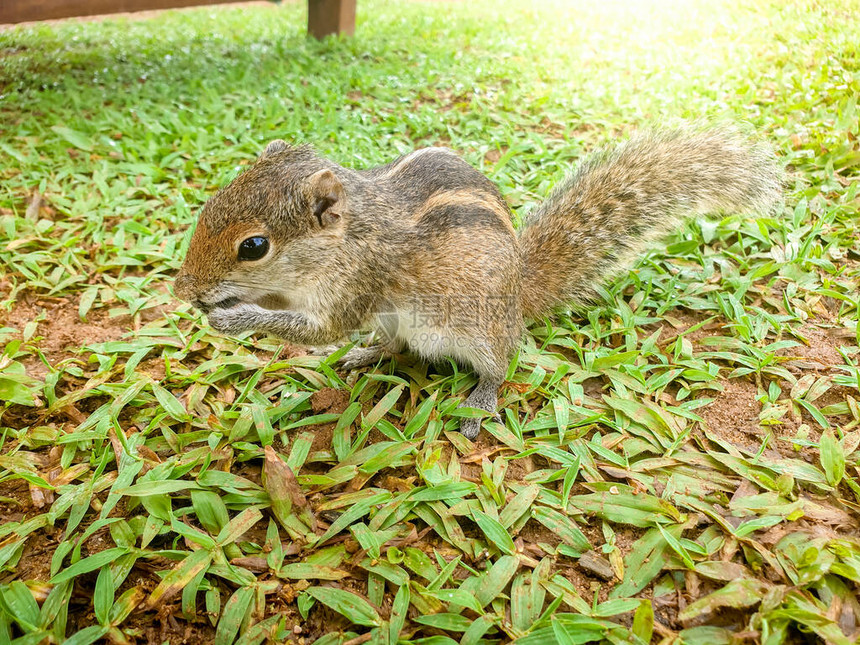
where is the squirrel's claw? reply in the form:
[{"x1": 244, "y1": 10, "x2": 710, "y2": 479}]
[
  {"x1": 339, "y1": 345, "x2": 389, "y2": 370},
  {"x1": 459, "y1": 417, "x2": 482, "y2": 440}
]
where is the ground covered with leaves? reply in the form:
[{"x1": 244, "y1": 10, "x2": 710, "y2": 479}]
[{"x1": 1, "y1": 0, "x2": 859, "y2": 643}]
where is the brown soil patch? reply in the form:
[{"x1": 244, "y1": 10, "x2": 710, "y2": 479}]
[
  {"x1": 14, "y1": 537, "x2": 57, "y2": 582},
  {"x1": 782, "y1": 323, "x2": 853, "y2": 371},
  {"x1": 0, "y1": 476, "x2": 59, "y2": 585},
  {"x1": 306, "y1": 387, "x2": 351, "y2": 455},
  {"x1": 505, "y1": 453, "x2": 536, "y2": 481},
  {"x1": 559, "y1": 564, "x2": 616, "y2": 606},
  {"x1": 0, "y1": 293, "x2": 130, "y2": 378},
  {"x1": 814, "y1": 384, "x2": 856, "y2": 419},
  {"x1": 699, "y1": 378, "x2": 763, "y2": 451},
  {"x1": 653, "y1": 308, "x2": 722, "y2": 347},
  {"x1": 310, "y1": 388, "x2": 350, "y2": 415}
]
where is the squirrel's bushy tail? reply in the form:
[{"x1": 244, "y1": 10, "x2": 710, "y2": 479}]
[{"x1": 518, "y1": 127, "x2": 783, "y2": 318}]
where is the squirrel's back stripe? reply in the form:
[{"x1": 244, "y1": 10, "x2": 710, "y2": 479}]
[
  {"x1": 376, "y1": 147, "x2": 458, "y2": 180},
  {"x1": 412, "y1": 188, "x2": 516, "y2": 236}
]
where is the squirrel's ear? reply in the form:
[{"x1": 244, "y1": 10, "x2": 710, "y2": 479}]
[
  {"x1": 308, "y1": 169, "x2": 345, "y2": 228},
  {"x1": 261, "y1": 139, "x2": 288, "y2": 158}
]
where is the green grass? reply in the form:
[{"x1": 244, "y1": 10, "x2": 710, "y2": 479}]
[{"x1": 1, "y1": 0, "x2": 859, "y2": 643}]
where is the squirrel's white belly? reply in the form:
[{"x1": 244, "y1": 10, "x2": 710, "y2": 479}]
[{"x1": 382, "y1": 309, "x2": 478, "y2": 367}]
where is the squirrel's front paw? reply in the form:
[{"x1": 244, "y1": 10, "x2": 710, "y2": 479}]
[{"x1": 206, "y1": 304, "x2": 261, "y2": 335}]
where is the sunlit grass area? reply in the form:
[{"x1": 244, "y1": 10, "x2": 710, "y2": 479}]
[{"x1": 1, "y1": 0, "x2": 859, "y2": 643}]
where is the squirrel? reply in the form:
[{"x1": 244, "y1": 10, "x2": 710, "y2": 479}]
[{"x1": 174, "y1": 126, "x2": 782, "y2": 439}]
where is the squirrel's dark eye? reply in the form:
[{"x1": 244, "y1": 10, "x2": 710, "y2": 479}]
[{"x1": 237, "y1": 236, "x2": 269, "y2": 261}]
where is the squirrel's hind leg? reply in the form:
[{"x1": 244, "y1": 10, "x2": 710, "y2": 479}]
[
  {"x1": 454, "y1": 341, "x2": 509, "y2": 440},
  {"x1": 458, "y1": 376, "x2": 502, "y2": 440}
]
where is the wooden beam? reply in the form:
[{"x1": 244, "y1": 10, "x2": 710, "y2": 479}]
[
  {"x1": 307, "y1": 0, "x2": 355, "y2": 39},
  {"x1": 0, "y1": 0, "x2": 238, "y2": 24}
]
